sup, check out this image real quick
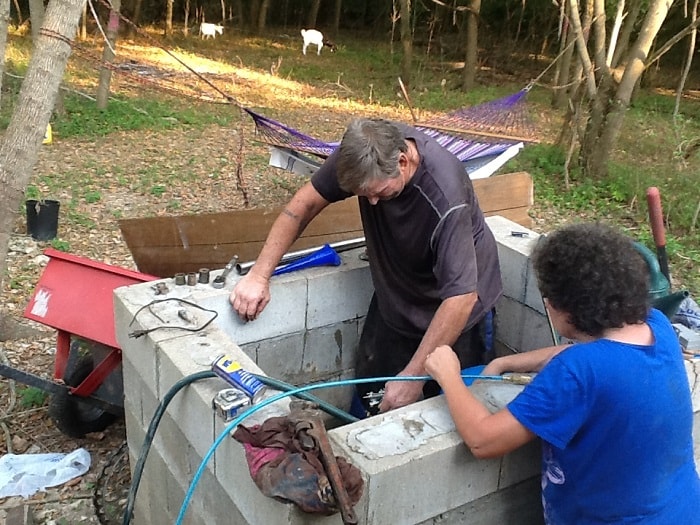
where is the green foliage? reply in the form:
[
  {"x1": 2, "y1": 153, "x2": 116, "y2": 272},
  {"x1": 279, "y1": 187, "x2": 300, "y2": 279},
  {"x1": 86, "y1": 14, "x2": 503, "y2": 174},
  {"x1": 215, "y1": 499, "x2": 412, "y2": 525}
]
[
  {"x1": 48, "y1": 95, "x2": 235, "y2": 138},
  {"x1": 512, "y1": 140, "x2": 700, "y2": 295},
  {"x1": 50, "y1": 239, "x2": 71, "y2": 251},
  {"x1": 150, "y1": 185, "x2": 166, "y2": 196},
  {"x1": 25, "y1": 185, "x2": 40, "y2": 200},
  {"x1": 83, "y1": 190, "x2": 102, "y2": 204},
  {"x1": 17, "y1": 386, "x2": 48, "y2": 408}
]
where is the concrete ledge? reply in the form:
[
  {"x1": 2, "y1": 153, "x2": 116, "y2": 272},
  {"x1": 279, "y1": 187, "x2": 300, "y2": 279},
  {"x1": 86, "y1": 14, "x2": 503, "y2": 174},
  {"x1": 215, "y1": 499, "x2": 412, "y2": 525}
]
[{"x1": 115, "y1": 215, "x2": 700, "y2": 524}]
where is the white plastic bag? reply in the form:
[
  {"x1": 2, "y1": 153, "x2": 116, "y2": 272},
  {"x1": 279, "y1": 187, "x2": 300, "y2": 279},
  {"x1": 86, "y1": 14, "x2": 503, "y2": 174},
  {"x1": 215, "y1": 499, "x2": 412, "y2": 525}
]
[
  {"x1": 673, "y1": 295, "x2": 700, "y2": 330},
  {"x1": 0, "y1": 447, "x2": 91, "y2": 498}
]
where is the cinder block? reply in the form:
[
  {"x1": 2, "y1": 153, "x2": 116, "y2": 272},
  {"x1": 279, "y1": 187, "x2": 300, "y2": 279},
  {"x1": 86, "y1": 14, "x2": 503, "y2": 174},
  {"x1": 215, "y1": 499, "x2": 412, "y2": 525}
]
[
  {"x1": 245, "y1": 331, "x2": 305, "y2": 383},
  {"x1": 114, "y1": 282, "x2": 206, "y2": 346},
  {"x1": 133, "y1": 440, "x2": 172, "y2": 525},
  {"x1": 486, "y1": 216, "x2": 544, "y2": 313},
  {"x1": 151, "y1": 412, "x2": 211, "y2": 482},
  {"x1": 307, "y1": 255, "x2": 372, "y2": 329},
  {"x1": 415, "y1": 477, "x2": 544, "y2": 525},
  {"x1": 116, "y1": 296, "x2": 159, "y2": 396},
  {"x1": 122, "y1": 357, "x2": 160, "y2": 430},
  {"x1": 495, "y1": 296, "x2": 556, "y2": 353},
  {"x1": 303, "y1": 320, "x2": 360, "y2": 374},
  {"x1": 331, "y1": 402, "x2": 499, "y2": 524},
  {"x1": 156, "y1": 361, "x2": 217, "y2": 460},
  {"x1": 303, "y1": 322, "x2": 361, "y2": 380},
  {"x1": 201, "y1": 276, "x2": 307, "y2": 345},
  {"x1": 497, "y1": 441, "x2": 541, "y2": 487},
  {"x1": 368, "y1": 447, "x2": 499, "y2": 524}
]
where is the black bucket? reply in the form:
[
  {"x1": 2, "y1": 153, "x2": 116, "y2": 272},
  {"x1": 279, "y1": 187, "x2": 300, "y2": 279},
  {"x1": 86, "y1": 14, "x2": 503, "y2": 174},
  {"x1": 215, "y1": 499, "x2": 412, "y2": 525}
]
[{"x1": 26, "y1": 199, "x2": 60, "y2": 241}]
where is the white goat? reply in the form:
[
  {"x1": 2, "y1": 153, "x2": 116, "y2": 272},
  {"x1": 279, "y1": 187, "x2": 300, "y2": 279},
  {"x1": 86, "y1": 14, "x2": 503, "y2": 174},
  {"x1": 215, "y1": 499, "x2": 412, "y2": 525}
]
[
  {"x1": 200, "y1": 22, "x2": 223, "y2": 39},
  {"x1": 301, "y1": 28, "x2": 335, "y2": 55}
]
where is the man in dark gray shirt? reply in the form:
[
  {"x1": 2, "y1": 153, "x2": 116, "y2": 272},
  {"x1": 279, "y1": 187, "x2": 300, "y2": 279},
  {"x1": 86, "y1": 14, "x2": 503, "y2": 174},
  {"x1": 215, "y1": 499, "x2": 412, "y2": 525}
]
[{"x1": 230, "y1": 118, "x2": 502, "y2": 414}]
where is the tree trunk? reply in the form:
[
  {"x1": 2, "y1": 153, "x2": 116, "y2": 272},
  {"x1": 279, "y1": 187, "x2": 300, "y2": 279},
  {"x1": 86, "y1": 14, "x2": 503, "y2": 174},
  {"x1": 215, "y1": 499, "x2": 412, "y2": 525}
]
[
  {"x1": 306, "y1": 0, "x2": 321, "y2": 28},
  {"x1": 184, "y1": 0, "x2": 190, "y2": 36},
  {"x1": 0, "y1": 0, "x2": 84, "y2": 290},
  {"x1": 129, "y1": 0, "x2": 143, "y2": 38},
  {"x1": 249, "y1": 0, "x2": 260, "y2": 32},
  {"x1": 79, "y1": 2, "x2": 86, "y2": 40},
  {"x1": 27, "y1": 0, "x2": 44, "y2": 43},
  {"x1": 611, "y1": 0, "x2": 643, "y2": 68},
  {"x1": 551, "y1": 14, "x2": 576, "y2": 108},
  {"x1": 580, "y1": 0, "x2": 673, "y2": 178},
  {"x1": 0, "y1": 0, "x2": 10, "y2": 104},
  {"x1": 96, "y1": 0, "x2": 121, "y2": 109},
  {"x1": 257, "y1": 0, "x2": 269, "y2": 33},
  {"x1": 461, "y1": 0, "x2": 480, "y2": 91},
  {"x1": 399, "y1": 0, "x2": 412, "y2": 87},
  {"x1": 579, "y1": 0, "x2": 612, "y2": 163},
  {"x1": 674, "y1": 0, "x2": 698, "y2": 117},
  {"x1": 232, "y1": 0, "x2": 243, "y2": 28},
  {"x1": 332, "y1": 0, "x2": 342, "y2": 36},
  {"x1": 12, "y1": 0, "x2": 21, "y2": 25},
  {"x1": 221, "y1": 0, "x2": 225, "y2": 23},
  {"x1": 164, "y1": 0, "x2": 173, "y2": 36}
]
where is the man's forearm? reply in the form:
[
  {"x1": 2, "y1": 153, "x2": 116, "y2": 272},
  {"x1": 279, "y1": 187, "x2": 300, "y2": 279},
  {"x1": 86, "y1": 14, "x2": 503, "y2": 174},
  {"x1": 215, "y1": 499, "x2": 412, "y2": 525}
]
[
  {"x1": 249, "y1": 209, "x2": 309, "y2": 279},
  {"x1": 248, "y1": 182, "x2": 329, "y2": 279},
  {"x1": 403, "y1": 293, "x2": 478, "y2": 376}
]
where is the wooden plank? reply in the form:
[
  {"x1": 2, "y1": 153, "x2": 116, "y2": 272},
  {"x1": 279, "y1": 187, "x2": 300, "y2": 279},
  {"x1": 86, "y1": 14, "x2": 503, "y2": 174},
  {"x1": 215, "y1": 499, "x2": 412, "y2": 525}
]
[
  {"x1": 119, "y1": 197, "x2": 362, "y2": 249},
  {"x1": 484, "y1": 207, "x2": 532, "y2": 228},
  {"x1": 120, "y1": 173, "x2": 534, "y2": 277},
  {"x1": 120, "y1": 198, "x2": 364, "y2": 277},
  {"x1": 127, "y1": 232, "x2": 363, "y2": 276},
  {"x1": 473, "y1": 171, "x2": 534, "y2": 228}
]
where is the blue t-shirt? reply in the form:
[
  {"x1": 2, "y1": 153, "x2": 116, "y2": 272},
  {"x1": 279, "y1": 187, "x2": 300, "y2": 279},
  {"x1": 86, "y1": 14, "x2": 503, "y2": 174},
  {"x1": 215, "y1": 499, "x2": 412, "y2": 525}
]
[{"x1": 508, "y1": 309, "x2": 700, "y2": 524}]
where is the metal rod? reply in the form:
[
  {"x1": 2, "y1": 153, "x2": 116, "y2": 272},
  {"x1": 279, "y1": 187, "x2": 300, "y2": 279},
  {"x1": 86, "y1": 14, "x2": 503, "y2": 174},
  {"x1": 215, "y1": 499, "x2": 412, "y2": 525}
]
[{"x1": 235, "y1": 237, "x2": 366, "y2": 275}]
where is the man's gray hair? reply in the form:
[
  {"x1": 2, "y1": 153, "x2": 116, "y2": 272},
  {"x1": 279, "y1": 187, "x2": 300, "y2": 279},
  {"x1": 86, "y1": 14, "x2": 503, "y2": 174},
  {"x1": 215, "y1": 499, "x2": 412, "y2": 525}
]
[{"x1": 336, "y1": 119, "x2": 407, "y2": 194}]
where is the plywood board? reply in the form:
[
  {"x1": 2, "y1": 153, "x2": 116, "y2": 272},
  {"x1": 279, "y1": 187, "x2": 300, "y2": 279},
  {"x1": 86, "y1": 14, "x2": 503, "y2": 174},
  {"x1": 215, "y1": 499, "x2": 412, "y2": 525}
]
[
  {"x1": 473, "y1": 171, "x2": 533, "y2": 228},
  {"x1": 120, "y1": 172, "x2": 534, "y2": 277},
  {"x1": 119, "y1": 198, "x2": 364, "y2": 277}
]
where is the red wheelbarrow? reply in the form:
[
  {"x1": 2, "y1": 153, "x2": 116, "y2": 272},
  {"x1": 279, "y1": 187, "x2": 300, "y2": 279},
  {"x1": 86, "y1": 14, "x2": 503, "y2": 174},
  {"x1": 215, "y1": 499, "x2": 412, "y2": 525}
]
[{"x1": 0, "y1": 248, "x2": 156, "y2": 438}]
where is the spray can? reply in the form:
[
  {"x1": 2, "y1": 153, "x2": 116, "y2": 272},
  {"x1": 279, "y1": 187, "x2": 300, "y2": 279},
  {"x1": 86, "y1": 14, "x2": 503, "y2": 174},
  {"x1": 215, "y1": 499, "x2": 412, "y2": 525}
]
[
  {"x1": 212, "y1": 388, "x2": 251, "y2": 422},
  {"x1": 211, "y1": 354, "x2": 266, "y2": 404}
]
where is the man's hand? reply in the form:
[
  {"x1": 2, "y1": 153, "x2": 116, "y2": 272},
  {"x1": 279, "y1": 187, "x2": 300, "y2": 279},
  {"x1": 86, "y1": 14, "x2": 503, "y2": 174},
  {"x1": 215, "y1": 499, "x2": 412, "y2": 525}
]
[
  {"x1": 378, "y1": 372, "x2": 425, "y2": 413},
  {"x1": 424, "y1": 345, "x2": 461, "y2": 385},
  {"x1": 229, "y1": 272, "x2": 270, "y2": 322}
]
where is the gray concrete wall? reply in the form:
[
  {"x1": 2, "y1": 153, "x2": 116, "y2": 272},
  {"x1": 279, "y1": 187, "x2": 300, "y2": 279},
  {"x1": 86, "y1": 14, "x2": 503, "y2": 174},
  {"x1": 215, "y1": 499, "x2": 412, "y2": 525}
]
[{"x1": 114, "y1": 215, "x2": 700, "y2": 525}]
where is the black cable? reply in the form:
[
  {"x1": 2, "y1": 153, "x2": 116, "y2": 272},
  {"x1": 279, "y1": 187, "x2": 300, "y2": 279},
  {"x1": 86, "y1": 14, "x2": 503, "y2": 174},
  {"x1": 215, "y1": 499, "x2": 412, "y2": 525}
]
[
  {"x1": 127, "y1": 298, "x2": 218, "y2": 338},
  {"x1": 254, "y1": 375, "x2": 358, "y2": 424},
  {"x1": 122, "y1": 370, "x2": 216, "y2": 525}
]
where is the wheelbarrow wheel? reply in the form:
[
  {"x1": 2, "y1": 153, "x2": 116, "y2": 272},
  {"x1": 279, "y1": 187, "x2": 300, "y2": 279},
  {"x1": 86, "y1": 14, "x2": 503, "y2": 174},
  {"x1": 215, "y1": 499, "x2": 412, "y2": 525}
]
[{"x1": 48, "y1": 355, "x2": 118, "y2": 438}]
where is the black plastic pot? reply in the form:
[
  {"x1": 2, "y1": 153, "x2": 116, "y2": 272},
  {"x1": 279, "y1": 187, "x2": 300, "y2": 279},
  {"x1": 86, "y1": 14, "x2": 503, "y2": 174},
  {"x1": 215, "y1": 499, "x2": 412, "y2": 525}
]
[{"x1": 26, "y1": 199, "x2": 60, "y2": 241}]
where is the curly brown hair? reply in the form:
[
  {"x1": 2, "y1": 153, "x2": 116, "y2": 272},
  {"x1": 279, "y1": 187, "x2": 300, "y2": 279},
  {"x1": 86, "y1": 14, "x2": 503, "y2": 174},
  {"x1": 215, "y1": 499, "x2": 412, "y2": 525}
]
[{"x1": 532, "y1": 223, "x2": 651, "y2": 337}]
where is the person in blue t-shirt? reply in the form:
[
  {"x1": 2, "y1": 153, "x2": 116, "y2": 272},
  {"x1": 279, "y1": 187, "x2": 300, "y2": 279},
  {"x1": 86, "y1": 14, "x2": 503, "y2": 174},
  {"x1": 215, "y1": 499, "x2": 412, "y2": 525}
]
[{"x1": 424, "y1": 222, "x2": 700, "y2": 524}]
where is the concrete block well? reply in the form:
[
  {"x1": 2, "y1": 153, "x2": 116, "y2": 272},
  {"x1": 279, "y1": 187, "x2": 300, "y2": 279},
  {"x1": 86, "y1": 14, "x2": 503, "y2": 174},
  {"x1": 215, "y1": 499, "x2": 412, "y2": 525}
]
[{"x1": 113, "y1": 215, "x2": 700, "y2": 525}]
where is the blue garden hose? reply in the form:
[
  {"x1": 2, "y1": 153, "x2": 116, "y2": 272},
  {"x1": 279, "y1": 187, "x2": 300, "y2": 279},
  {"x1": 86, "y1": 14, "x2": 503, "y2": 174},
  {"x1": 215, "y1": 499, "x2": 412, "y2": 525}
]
[{"x1": 174, "y1": 372, "x2": 506, "y2": 524}]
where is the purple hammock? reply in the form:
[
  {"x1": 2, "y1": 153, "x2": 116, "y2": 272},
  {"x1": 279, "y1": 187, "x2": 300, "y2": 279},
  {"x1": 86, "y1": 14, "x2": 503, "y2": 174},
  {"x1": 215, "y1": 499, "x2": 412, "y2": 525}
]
[{"x1": 242, "y1": 89, "x2": 536, "y2": 170}]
